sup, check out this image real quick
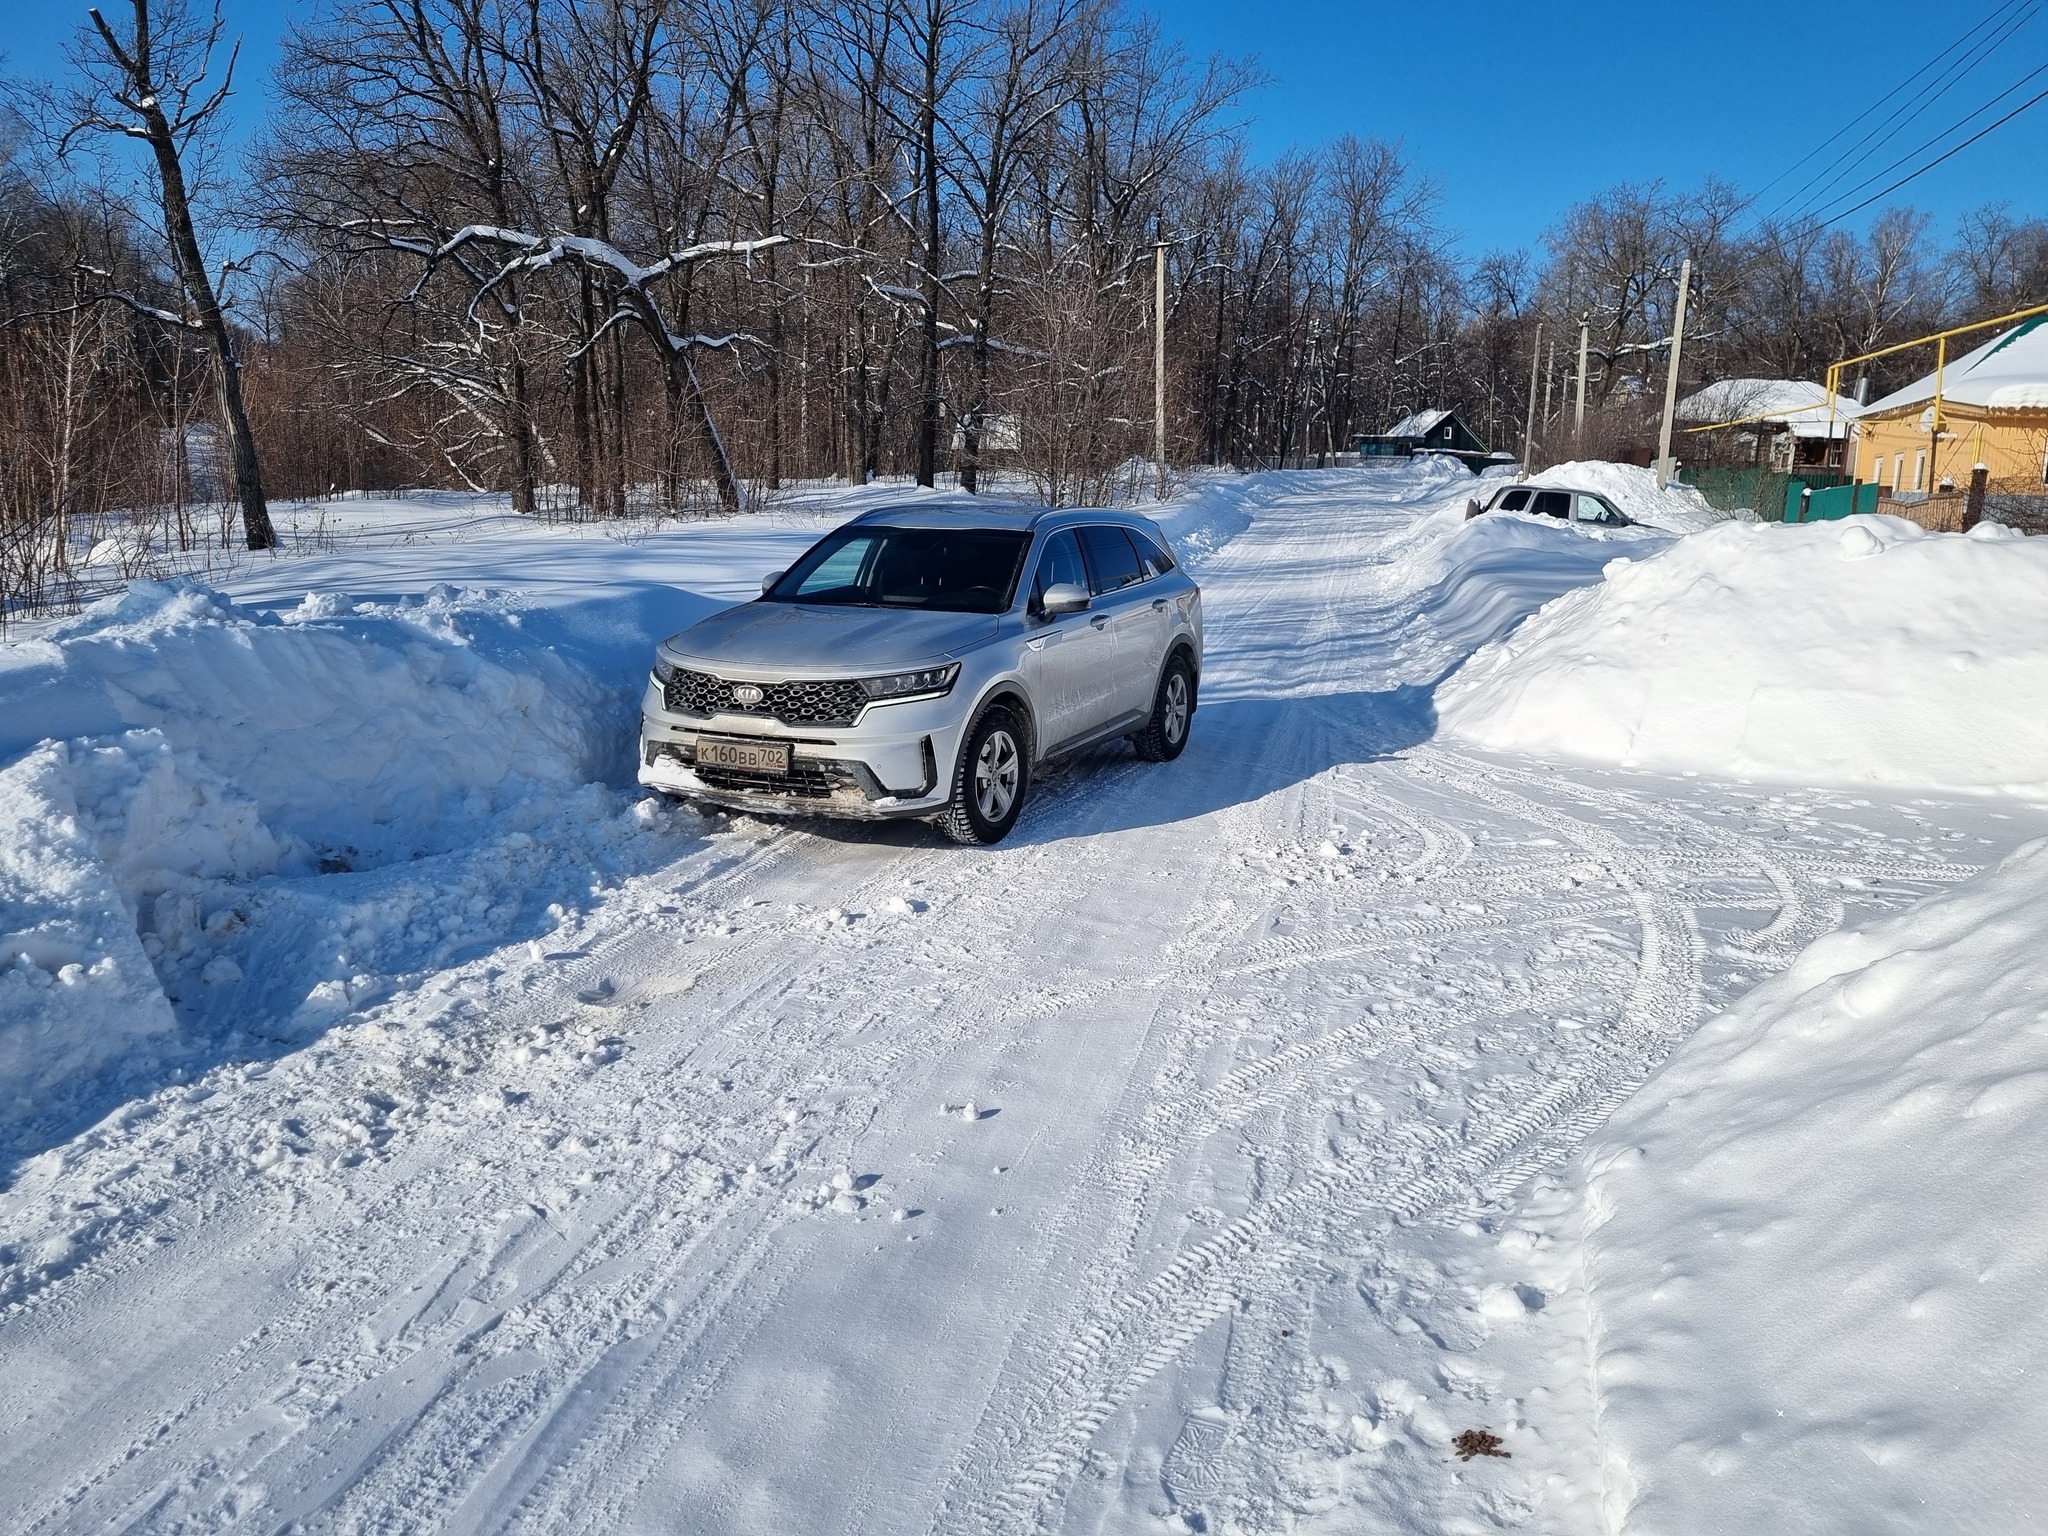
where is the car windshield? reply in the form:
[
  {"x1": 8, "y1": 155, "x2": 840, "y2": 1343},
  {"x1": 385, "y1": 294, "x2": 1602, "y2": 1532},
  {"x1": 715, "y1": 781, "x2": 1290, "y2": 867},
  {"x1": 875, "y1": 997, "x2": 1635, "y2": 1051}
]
[{"x1": 766, "y1": 524, "x2": 1032, "y2": 614}]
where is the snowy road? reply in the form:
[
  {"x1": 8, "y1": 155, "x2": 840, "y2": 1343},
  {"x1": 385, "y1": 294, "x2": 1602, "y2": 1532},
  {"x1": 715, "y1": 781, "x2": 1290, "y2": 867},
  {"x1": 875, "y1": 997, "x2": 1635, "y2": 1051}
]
[{"x1": 1, "y1": 473, "x2": 2030, "y2": 1533}]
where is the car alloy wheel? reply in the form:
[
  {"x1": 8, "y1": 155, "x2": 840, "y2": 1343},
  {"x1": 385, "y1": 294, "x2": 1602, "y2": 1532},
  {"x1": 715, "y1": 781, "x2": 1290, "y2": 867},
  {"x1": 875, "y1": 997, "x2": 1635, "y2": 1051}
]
[
  {"x1": 1162, "y1": 671, "x2": 1190, "y2": 746},
  {"x1": 940, "y1": 705, "x2": 1030, "y2": 845},
  {"x1": 974, "y1": 727, "x2": 1020, "y2": 822},
  {"x1": 1132, "y1": 654, "x2": 1195, "y2": 762}
]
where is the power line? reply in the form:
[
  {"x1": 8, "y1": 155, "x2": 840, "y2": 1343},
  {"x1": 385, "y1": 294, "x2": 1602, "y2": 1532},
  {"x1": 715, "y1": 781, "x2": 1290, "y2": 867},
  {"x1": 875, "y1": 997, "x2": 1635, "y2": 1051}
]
[
  {"x1": 1778, "y1": 3, "x2": 2037, "y2": 224},
  {"x1": 1811, "y1": 79, "x2": 2048, "y2": 231},
  {"x1": 1755, "y1": 0, "x2": 2030, "y2": 207},
  {"x1": 1803, "y1": 58, "x2": 2048, "y2": 225},
  {"x1": 1766, "y1": 0, "x2": 2037, "y2": 224}
]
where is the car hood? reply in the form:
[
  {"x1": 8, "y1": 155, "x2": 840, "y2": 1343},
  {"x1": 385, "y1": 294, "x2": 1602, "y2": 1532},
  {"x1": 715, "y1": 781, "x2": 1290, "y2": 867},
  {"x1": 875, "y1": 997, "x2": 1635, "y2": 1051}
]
[{"x1": 662, "y1": 602, "x2": 1001, "y2": 674}]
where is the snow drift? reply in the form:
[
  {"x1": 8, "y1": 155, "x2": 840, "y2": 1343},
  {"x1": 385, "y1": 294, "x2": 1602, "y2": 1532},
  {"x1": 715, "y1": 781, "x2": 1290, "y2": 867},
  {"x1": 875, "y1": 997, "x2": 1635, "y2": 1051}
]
[
  {"x1": 1437, "y1": 514, "x2": 2048, "y2": 797},
  {"x1": 0, "y1": 582, "x2": 684, "y2": 1160},
  {"x1": 1403, "y1": 495, "x2": 1674, "y2": 666},
  {"x1": 1499, "y1": 835, "x2": 2048, "y2": 1533},
  {"x1": 1524, "y1": 460, "x2": 1723, "y2": 532}
]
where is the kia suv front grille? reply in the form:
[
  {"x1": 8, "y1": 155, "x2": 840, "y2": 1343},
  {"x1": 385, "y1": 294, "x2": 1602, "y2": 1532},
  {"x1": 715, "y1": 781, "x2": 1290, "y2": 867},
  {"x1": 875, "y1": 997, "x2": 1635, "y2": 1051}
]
[{"x1": 664, "y1": 667, "x2": 868, "y2": 728}]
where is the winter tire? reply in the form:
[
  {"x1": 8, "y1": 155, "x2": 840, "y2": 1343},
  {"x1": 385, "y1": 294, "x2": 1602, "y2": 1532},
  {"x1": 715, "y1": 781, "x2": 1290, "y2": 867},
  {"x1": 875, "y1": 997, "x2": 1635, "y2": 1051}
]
[
  {"x1": 1131, "y1": 653, "x2": 1194, "y2": 762},
  {"x1": 938, "y1": 706, "x2": 1028, "y2": 845}
]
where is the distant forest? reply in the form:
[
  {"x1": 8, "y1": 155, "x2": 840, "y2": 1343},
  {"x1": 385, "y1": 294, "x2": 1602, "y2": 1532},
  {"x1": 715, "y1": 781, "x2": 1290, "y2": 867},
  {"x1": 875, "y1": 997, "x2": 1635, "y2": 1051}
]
[{"x1": 5, "y1": 0, "x2": 2047, "y2": 598}]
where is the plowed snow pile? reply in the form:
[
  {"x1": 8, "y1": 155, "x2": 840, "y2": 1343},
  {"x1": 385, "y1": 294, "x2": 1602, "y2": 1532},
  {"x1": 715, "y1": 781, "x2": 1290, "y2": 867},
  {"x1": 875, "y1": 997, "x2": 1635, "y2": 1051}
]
[
  {"x1": 1525, "y1": 459, "x2": 1723, "y2": 531},
  {"x1": 0, "y1": 582, "x2": 681, "y2": 1157},
  {"x1": 1437, "y1": 514, "x2": 2048, "y2": 796},
  {"x1": 1495, "y1": 835, "x2": 2048, "y2": 1533}
]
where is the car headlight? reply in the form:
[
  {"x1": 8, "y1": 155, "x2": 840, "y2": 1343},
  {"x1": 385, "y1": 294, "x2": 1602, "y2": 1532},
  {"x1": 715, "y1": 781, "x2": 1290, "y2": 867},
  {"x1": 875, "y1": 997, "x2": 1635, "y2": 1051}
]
[
  {"x1": 858, "y1": 663, "x2": 960, "y2": 701},
  {"x1": 653, "y1": 658, "x2": 677, "y2": 685}
]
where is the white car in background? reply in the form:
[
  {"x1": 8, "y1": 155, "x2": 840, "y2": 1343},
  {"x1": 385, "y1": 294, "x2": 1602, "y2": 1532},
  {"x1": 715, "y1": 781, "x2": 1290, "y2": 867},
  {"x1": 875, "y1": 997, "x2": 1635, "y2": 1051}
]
[{"x1": 1468, "y1": 484, "x2": 1635, "y2": 526}]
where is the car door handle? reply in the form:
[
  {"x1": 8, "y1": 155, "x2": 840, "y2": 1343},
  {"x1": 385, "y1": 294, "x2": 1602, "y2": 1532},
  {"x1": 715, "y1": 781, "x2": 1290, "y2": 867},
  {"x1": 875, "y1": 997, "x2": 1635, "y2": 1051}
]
[
  {"x1": 1151, "y1": 598, "x2": 1168, "y2": 612},
  {"x1": 1089, "y1": 614, "x2": 1109, "y2": 629}
]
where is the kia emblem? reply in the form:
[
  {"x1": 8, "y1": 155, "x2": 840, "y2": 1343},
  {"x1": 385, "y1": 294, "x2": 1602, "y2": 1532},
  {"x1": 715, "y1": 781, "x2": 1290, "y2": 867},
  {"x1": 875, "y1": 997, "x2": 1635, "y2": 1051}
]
[{"x1": 732, "y1": 684, "x2": 765, "y2": 707}]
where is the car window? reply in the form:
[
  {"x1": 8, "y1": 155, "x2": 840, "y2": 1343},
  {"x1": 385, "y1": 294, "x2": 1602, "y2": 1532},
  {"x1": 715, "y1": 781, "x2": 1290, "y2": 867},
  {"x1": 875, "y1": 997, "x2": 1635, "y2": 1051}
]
[
  {"x1": 1532, "y1": 490, "x2": 1571, "y2": 519},
  {"x1": 1497, "y1": 488, "x2": 1530, "y2": 511},
  {"x1": 1132, "y1": 529, "x2": 1177, "y2": 576},
  {"x1": 769, "y1": 525, "x2": 1032, "y2": 613},
  {"x1": 1031, "y1": 529, "x2": 1088, "y2": 608},
  {"x1": 801, "y1": 539, "x2": 867, "y2": 591},
  {"x1": 1574, "y1": 494, "x2": 1610, "y2": 523},
  {"x1": 1078, "y1": 525, "x2": 1146, "y2": 595}
]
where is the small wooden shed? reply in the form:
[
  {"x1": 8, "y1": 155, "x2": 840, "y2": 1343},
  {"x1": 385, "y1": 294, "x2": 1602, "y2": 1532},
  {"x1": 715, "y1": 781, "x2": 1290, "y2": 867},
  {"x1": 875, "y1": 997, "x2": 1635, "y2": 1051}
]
[{"x1": 1354, "y1": 409, "x2": 1497, "y2": 471}]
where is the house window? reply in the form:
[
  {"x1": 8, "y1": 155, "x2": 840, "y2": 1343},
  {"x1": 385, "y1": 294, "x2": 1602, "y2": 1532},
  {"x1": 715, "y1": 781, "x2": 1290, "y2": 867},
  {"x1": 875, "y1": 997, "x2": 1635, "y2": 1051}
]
[
  {"x1": 1892, "y1": 454, "x2": 1904, "y2": 490},
  {"x1": 1914, "y1": 451, "x2": 1926, "y2": 491}
]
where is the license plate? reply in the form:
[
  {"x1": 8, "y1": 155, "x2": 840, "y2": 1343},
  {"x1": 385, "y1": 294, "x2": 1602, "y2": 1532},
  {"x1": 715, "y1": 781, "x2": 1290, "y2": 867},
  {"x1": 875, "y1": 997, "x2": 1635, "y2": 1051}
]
[{"x1": 696, "y1": 737, "x2": 790, "y2": 775}]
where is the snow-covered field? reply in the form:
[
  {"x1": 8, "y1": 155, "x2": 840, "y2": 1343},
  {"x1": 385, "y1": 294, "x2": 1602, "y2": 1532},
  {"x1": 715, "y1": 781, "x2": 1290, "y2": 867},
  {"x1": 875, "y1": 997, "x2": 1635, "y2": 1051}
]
[{"x1": 2, "y1": 462, "x2": 2044, "y2": 1533}]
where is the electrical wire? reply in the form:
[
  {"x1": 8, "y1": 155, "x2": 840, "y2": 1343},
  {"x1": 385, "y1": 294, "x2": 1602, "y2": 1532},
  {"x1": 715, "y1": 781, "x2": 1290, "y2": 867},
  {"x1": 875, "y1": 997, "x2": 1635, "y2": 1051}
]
[
  {"x1": 1755, "y1": 0, "x2": 2031, "y2": 208},
  {"x1": 1777, "y1": 4, "x2": 2037, "y2": 223},
  {"x1": 1765, "y1": 0, "x2": 2038, "y2": 224},
  {"x1": 1800, "y1": 57, "x2": 2048, "y2": 225},
  {"x1": 1809, "y1": 78, "x2": 2048, "y2": 230}
]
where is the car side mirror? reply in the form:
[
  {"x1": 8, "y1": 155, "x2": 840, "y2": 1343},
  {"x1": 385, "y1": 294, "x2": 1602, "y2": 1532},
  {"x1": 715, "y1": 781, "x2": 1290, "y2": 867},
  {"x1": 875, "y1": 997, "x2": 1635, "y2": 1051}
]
[
  {"x1": 760, "y1": 570, "x2": 784, "y2": 595},
  {"x1": 1041, "y1": 582, "x2": 1090, "y2": 616}
]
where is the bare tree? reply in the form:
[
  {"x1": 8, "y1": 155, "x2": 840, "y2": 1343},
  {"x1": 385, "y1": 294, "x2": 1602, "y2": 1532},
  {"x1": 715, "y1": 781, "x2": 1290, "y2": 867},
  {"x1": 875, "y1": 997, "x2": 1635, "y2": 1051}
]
[
  {"x1": 944, "y1": 0, "x2": 1084, "y2": 492},
  {"x1": 66, "y1": 0, "x2": 276, "y2": 549},
  {"x1": 1951, "y1": 202, "x2": 2048, "y2": 317}
]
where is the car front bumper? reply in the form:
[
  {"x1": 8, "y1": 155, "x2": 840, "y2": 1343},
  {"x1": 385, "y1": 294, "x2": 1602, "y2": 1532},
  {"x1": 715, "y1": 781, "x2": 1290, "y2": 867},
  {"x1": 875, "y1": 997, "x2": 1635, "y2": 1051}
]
[{"x1": 636, "y1": 676, "x2": 962, "y2": 820}]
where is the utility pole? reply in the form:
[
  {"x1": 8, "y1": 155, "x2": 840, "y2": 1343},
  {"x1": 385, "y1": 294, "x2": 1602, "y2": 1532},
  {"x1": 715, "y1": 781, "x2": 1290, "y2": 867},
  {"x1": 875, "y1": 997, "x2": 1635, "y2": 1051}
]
[
  {"x1": 1154, "y1": 241, "x2": 1169, "y2": 501},
  {"x1": 1541, "y1": 337, "x2": 1556, "y2": 440},
  {"x1": 1574, "y1": 316, "x2": 1590, "y2": 444},
  {"x1": 1655, "y1": 257, "x2": 1692, "y2": 489},
  {"x1": 1521, "y1": 320, "x2": 1544, "y2": 474}
]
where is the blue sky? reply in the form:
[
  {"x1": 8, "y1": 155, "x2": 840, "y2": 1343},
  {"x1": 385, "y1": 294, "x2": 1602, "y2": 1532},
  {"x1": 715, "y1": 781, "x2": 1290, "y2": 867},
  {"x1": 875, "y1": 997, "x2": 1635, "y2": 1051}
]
[{"x1": 8, "y1": 0, "x2": 2046, "y2": 254}]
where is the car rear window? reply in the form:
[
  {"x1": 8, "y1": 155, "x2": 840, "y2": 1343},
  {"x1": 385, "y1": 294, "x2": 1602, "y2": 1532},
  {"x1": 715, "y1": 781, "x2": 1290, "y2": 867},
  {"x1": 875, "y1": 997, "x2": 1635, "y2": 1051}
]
[
  {"x1": 1532, "y1": 490, "x2": 1571, "y2": 518},
  {"x1": 1078, "y1": 525, "x2": 1146, "y2": 594},
  {"x1": 1132, "y1": 529, "x2": 1176, "y2": 576},
  {"x1": 768, "y1": 525, "x2": 1032, "y2": 613},
  {"x1": 1497, "y1": 488, "x2": 1530, "y2": 511}
]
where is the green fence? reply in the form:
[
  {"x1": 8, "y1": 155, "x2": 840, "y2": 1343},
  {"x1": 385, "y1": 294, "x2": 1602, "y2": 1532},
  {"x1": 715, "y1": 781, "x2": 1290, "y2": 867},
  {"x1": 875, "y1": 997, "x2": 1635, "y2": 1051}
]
[
  {"x1": 1679, "y1": 466, "x2": 1852, "y2": 521},
  {"x1": 1793, "y1": 481, "x2": 1881, "y2": 521}
]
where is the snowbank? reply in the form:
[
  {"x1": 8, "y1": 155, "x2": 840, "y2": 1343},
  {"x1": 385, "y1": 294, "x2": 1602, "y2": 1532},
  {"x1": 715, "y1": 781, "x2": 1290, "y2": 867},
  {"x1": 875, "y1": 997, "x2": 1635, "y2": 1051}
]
[
  {"x1": 1526, "y1": 460, "x2": 1722, "y2": 532},
  {"x1": 1151, "y1": 469, "x2": 1263, "y2": 566},
  {"x1": 1497, "y1": 836, "x2": 2048, "y2": 1532},
  {"x1": 1348, "y1": 482, "x2": 1680, "y2": 683},
  {"x1": 1437, "y1": 515, "x2": 2048, "y2": 798},
  {"x1": 0, "y1": 581, "x2": 700, "y2": 1159}
]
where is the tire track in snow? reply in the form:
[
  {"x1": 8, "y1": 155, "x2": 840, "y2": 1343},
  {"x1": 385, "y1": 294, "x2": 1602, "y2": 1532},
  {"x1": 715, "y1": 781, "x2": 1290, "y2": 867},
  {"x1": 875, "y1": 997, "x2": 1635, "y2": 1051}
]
[{"x1": 929, "y1": 736, "x2": 1712, "y2": 1532}]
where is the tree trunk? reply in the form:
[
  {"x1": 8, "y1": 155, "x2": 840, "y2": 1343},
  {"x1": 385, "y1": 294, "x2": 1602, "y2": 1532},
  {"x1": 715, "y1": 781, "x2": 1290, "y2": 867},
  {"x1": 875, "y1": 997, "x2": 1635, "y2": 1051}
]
[
  {"x1": 99, "y1": 0, "x2": 277, "y2": 551},
  {"x1": 681, "y1": 352, "x2": 742, "y2": 514},
  {"x1": 913, "y1": 8, "x2": 943, "y2": 488},
  {"x1": 508, "y1": 351, "x2": 537, "y2": 515}
]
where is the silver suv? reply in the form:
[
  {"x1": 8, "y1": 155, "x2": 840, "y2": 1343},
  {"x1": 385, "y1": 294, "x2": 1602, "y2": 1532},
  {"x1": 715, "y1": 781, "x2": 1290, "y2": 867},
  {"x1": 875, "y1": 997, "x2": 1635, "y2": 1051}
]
[{"x1": 638, "y1": 504, "x2": 1203, "y2": 844}]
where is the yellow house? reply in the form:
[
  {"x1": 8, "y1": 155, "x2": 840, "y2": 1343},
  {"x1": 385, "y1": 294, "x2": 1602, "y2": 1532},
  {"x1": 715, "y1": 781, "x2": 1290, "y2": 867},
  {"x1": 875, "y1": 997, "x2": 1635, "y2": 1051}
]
[{"x1": 1854, "y1": 315, "x2": 2048, "y2": 494}]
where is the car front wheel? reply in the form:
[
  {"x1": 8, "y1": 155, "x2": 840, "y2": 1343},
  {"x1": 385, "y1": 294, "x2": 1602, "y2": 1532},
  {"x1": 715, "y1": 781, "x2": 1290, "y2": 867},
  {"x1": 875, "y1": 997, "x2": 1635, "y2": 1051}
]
[
  {"x1": 1131, "y1": 654, "x2": 1194, "y2": 762},
  {"x1": 938, "y1": 706, "x2": 1028, "y2": 845}
]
